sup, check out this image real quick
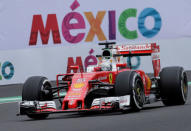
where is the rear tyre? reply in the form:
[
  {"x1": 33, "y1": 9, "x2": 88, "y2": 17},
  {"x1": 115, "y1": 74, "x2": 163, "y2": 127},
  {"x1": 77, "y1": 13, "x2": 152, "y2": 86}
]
[
  {"x1": 115, "y1": 71, "x2": 145, "y2": 111},
  {"x1": 160, "y1": 66, "x2": 188, "y2": 106},
  {"x1": 22, "y1": 76, "x2": 53, "y2": 119}
]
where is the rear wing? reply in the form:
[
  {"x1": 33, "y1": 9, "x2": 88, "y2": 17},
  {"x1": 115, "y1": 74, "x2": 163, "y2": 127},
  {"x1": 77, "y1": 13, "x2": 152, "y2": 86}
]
[
  {"x1": 115, "y1": 43, "x2": 159, "y2": 56},
  {"x1": 114, "y1": 43, "x2": 160, "y2": 77}
]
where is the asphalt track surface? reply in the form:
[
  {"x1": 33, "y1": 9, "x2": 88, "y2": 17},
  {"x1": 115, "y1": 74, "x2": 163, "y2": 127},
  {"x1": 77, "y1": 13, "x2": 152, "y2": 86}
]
[{"x1": 1, "y1": 72, "x2": 191, "y2": 131}]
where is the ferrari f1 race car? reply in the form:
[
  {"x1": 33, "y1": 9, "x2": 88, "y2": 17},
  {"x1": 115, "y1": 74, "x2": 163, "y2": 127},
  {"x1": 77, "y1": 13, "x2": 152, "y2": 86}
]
[{"x1": 18, "y1": 42, "x2": 188, "y2": 119}]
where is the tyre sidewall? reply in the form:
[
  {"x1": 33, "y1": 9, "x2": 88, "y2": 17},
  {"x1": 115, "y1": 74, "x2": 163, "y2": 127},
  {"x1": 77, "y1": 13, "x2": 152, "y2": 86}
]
[
  {"x1": 160, "y1": 66, "x2": 188, "y2": 105},
  {"x1": 115, "y1": 71, "x2": 144, "y2": 111},
  {"x1": 130, "y1": 72, "x2": 144, "y2": 110}
]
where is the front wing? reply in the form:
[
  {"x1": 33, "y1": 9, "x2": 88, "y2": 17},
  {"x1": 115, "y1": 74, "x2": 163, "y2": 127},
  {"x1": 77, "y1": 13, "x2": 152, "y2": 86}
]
[{"x1": 18, "y1": 95, "x2": 130, "y2": 115}]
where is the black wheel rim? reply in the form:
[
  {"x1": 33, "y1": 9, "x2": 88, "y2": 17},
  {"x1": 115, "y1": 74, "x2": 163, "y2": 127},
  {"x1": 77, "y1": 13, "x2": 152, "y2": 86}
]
[
  {"x1": 41, "y1": 80, "x2": 53, "y2": 100},
  {"x1": 181, "y1": 73, "x2": 188, "y2": 101},
  {"x1": 133, "y1": 79, "x2": 144, "y2": 108}
]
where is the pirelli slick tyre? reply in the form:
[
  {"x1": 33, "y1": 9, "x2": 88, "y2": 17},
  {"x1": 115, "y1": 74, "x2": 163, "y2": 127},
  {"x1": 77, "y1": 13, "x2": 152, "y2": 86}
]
[
  {"x1": 22, "y1": 76, "x2": 53, "y2": 119},
  {"x1": 160, "y1": 66, "x2": 188, "y2": 106},
  {"x1": 115, "y1": 71, "x2": 145, "y2": 111}
]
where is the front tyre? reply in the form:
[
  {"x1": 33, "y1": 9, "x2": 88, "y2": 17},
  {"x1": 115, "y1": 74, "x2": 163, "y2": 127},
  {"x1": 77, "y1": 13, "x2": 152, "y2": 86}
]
[
  {"x1": 22, "y1": 76, "x2": 53, "y2": 119},
  {"x1": 160, "y1": 66, "x2": 188, "y2": 106}
]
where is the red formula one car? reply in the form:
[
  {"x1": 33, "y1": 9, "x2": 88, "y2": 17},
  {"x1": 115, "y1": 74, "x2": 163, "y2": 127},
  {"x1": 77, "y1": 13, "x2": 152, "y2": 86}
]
[{"x1": 18, "y1": 42, "x2": 188, "y2": 119}]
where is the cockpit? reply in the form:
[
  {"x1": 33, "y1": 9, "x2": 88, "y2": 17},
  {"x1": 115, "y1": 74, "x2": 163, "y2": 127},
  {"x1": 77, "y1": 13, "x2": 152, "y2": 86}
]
[{"x1": 87, "y1": 46, "x2": 127, "y2": 72}]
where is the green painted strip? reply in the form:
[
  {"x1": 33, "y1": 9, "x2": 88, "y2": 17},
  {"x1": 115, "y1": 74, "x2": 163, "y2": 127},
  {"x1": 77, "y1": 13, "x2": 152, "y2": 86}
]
[
  {"x1": 188, "y1": 82, "x2": 191, "y2": 85},
  {"x1": 53, "y1": 92, "x2": 66, "y2": 97},
  {"x1": 0, "y1": 96, "x2": 22, "y2": 103},
  {"x1": 0, "y1": 92, "x2": 66, "y2": 104},
  {"x1": 0, "y1": 63, "x2": 2, "y2": 80}
]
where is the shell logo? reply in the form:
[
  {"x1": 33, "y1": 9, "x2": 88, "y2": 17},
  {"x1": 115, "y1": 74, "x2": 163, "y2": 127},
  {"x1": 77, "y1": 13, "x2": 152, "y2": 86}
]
[
  {"x1": 71, "y1": 92, "x2": 81, "y2": 96},
  {"x1": 109, "y1": 73, "x2": 113, "y2": 84},
  {"x1": 74, "y1": 83, "x2": 85, "y2": 88}
]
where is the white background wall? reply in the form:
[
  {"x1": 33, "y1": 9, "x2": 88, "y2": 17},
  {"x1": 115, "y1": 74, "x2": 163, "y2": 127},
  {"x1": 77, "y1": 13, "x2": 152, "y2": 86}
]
[{"x1": 1, "y1": 0, "x2": 191, "y2": 85}]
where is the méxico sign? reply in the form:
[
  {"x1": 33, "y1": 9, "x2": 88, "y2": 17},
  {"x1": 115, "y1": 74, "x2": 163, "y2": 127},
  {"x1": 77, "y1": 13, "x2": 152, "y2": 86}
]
[
  {"x1": 0, "y1": 0, "x2": 191, "y2": 50},
  {"x1": 29, "y1": 7, "x2": 162, "y2": 46}
]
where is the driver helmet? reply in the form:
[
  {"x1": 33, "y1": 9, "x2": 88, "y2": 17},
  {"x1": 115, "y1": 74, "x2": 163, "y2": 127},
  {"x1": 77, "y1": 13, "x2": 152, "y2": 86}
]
[{"x1": 100, "y1": 59, "x2": 112, "y2": 71}]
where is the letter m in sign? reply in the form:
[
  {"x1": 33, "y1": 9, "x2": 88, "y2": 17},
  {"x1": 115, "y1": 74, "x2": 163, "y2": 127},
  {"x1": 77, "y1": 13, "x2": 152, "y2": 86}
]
[{"x1": 29, "y1": 14, "x2": 61, "y2": 45}]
